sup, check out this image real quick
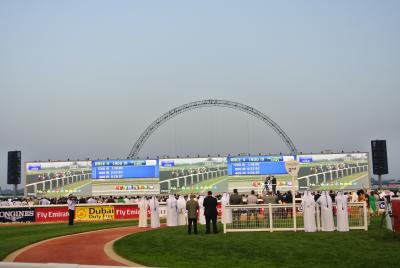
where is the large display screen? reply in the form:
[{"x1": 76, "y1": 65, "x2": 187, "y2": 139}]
[
  {"x1": 159, "y1": 157, "x2": 228, "y2": 194},
  {"x1": 25, "y1": 161, "x2": 92, "y2": 197},
  {"x1": 91, "y1": 159, "x2": 160, "y2": 196},
  {"x1": 296, "y1": 153, "x2": 369, "y2": 191},
  {"x1": 228, "y1": 155, "x2": 295, "y2": 176},
  {"x1": 227, "y1": 153, "x2": 370, "y2": 193},
  {"x1": 92, "y1": 160, "x2": 159, "y2": 179},
  {"x1": 25, "y1": 152, "x2": 370, "y2": 197}
]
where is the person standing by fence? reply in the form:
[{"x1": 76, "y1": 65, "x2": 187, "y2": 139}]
[
  {"x1": 229, "y1": 189, "x2": 243, "y2": 227},
  {"x1": 246, "y1": 190, "x2": 259, "y2": 226}
]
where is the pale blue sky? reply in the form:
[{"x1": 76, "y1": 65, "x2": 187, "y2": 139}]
[{"x1": 1, "y1": 0, "x2": 399, "y2": 188}]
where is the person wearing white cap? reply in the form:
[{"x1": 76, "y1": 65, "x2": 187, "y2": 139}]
[
  {"x1": 138, "y1": 196, "x2": 148, "y2": 228},
  {"x1": 198, "y1": 195, "x2": 206, "y2": 225},
  {"x1": 220, "y1": 193, "x2": 232, "y2": 224},
  {"x1": 317, "y1": 191, "x2": 334, "y2": 231},
  {"x1": 166, "y1": 194, "x2": 178, "y2": 227},
  {"x1": 302, "y1": 190, "x2": 316, "y2": 232},
  {"x1": 149, "y1": 196, "x2": 160, "y2": 228},
  {"x1": 177, "y1": 195, "x2": 187, "y2": 226},
  {"x1": 335, "y1": 191, "x2": 349, "y2": 232}
]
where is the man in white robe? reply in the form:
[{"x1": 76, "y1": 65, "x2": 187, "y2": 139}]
[
  {"x1": 138, "y1": 196, "x2": 148, "y2": 228},
  {"x1": 221, "y1": 193, "x2": 232, "y2": 224},
  {"x1": 335, "y1": 191, "x2": 349, "y2": 232},
  {"x1": 198, "y1": 195, "x2": 206, "y2": 225},
  {"x1": 177, "y1": 195, "x2": 187, "y2": 226},
  {"x1": 302, "y1": 190, "x2": 316, "y2": 232},
  {"x1": 385, "y1": 197, "x2": 393, "y2": 231},
  {"x1": 149, "y1": 196, "x2": 160, "y2": 228},
  {"x1": 317, "y1": 191, "x2": 335, "y2": 231},
  {"x1": 166, "y1": 194, "x2": 178, "y2": 226}
]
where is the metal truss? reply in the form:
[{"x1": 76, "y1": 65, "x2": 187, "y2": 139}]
[{"x1": 128, "y1": 99, "x2": 298, "y2": 158}]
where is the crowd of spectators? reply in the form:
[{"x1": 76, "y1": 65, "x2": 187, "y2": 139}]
[{"x1": 1, "y1": 189, "x2": 398, "y2": 211}]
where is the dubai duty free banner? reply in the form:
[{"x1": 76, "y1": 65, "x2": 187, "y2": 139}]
[
  {"x1": 0, "y1": 207, "x2": 35, "y2": 223},
  {"x1": 75, "y1": 205, "x2": 115, "y2": 221}
]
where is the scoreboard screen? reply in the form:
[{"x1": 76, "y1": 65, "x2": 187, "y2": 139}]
[
  {"x1": 227, "y1": 156, "x2": 294, "y2": 176},
  {"x1": 92, "y1": 159, "x2": 159, "y2": 179}
]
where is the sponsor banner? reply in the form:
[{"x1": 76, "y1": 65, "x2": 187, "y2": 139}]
[
  {"x1": 0, "y1": 207, "x2": 35, "y2": 223},
  {"x1": 114, "y1": 205, "x2": 150, "y2": 220},
  {"x1": 35, "y1": 207, "x2": 69, "y2": 222},
  {"x1": 75, "y1": 206, "x2": 114, "y2": 221}
]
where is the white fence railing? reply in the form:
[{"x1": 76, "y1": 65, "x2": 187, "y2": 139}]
[
  {"x1": 25, "y1": 173, "x2": 92, "y2": 195},
  {"x1": 297, "y1": 165, "x2": 368, "y2": 187},
  {"x1": 160, "y1": 169, "x2": 228, "y2": 190},
  {"x1": 223, "y1": 202, "x2": 368, "y2": 233}
]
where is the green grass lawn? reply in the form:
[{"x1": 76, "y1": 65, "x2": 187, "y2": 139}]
[
  {"x1": 114, "y1": 217, "x2": 400, "y2": 268},
  {"x1": 0, "y1": 220, "x2": 138, "y2": 260}
]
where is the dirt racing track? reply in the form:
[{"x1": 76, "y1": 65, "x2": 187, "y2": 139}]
[{"x1": 3, "y1": 226, "x2": 150, "y2": 267}]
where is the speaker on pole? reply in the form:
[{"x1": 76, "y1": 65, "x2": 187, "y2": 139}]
[
  {"x1": 7, "y1": 150, "x2": 21, "y2": 185},
  {"x1": 371, "y1": 140, "x2": 388, "y2": 175},
  {"x1": 371, "y1": 140, "x2": 388, "y2": 189}
]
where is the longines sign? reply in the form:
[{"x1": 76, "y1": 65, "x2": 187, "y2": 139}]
[{"x1": 0, "y1": 208, "x2": 35, "y2": 223}]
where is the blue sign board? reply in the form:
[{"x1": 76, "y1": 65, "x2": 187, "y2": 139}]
[
  {"x1": 92, "y1": 159, "x2": 159, "y2": 179},
  {"x1": 161, "y1": 160, "x2": 175, "y2": 167},
  {"x1": 28, "y1": 164, "x2": 41, "y2": 171},
  {"x1": 227, "y1": 156, "x2": 288, "y2": 176},
  {"x1": 299, "y1": 156, "x2": 313, "y2": 163}
]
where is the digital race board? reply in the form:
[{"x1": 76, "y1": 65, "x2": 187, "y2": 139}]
[{"x1": 91, "y1": 159, "x2": 159, "y2": 179}]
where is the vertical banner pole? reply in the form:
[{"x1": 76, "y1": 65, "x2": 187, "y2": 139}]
[{"x1": 292, "y1": 175, "x2": 297, "y2": 231}]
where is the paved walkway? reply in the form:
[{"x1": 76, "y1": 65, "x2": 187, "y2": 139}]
[{"x1": 5, "y1": 226, "x2": 150, "y2": 267}]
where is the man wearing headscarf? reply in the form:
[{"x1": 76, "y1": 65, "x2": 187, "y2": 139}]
[
  {"x1": 335, "y1": 191, "x2": 349, "y2": 232},
  {"x1": 301, "y1": 190, "x2": 316, "y2": 232},
  {"x1": 220, "y1": 193, "x2": 232, "y2": 224},
  {"x1": 138, "y1": 196, "x2": 148, "y2": 228},
  {"x1": 149, "y1": 196, "x2": 160, "y2": 229},
  {"x1": 166, "y1": 194, "x2": 178, "y2": 227},
  {"x1": 316, "y1": 191, "x2": 335, "y2": 231},
  {"x1": 177, "y1": 195, "x2": 187, "y2": 226},
  {"x1": 198, "y1": 195, "x2": 206, "y2": 225}
]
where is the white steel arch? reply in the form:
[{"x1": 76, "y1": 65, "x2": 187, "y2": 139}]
[{"x1": 128, "y1": 99, "x2": 298, "y2": 158}]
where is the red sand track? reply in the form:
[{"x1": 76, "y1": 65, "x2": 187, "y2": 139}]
[{"x1": 12, "y1": 226, "x2": 150, "y2": 266}]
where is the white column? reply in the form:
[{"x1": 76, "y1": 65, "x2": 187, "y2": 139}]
[
  {"x1": 363, "y1": 202, "x2": 368, "y2": 231},
  {"x1": 269, "y1": 203, "x2": 273, "y2": 232}
]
